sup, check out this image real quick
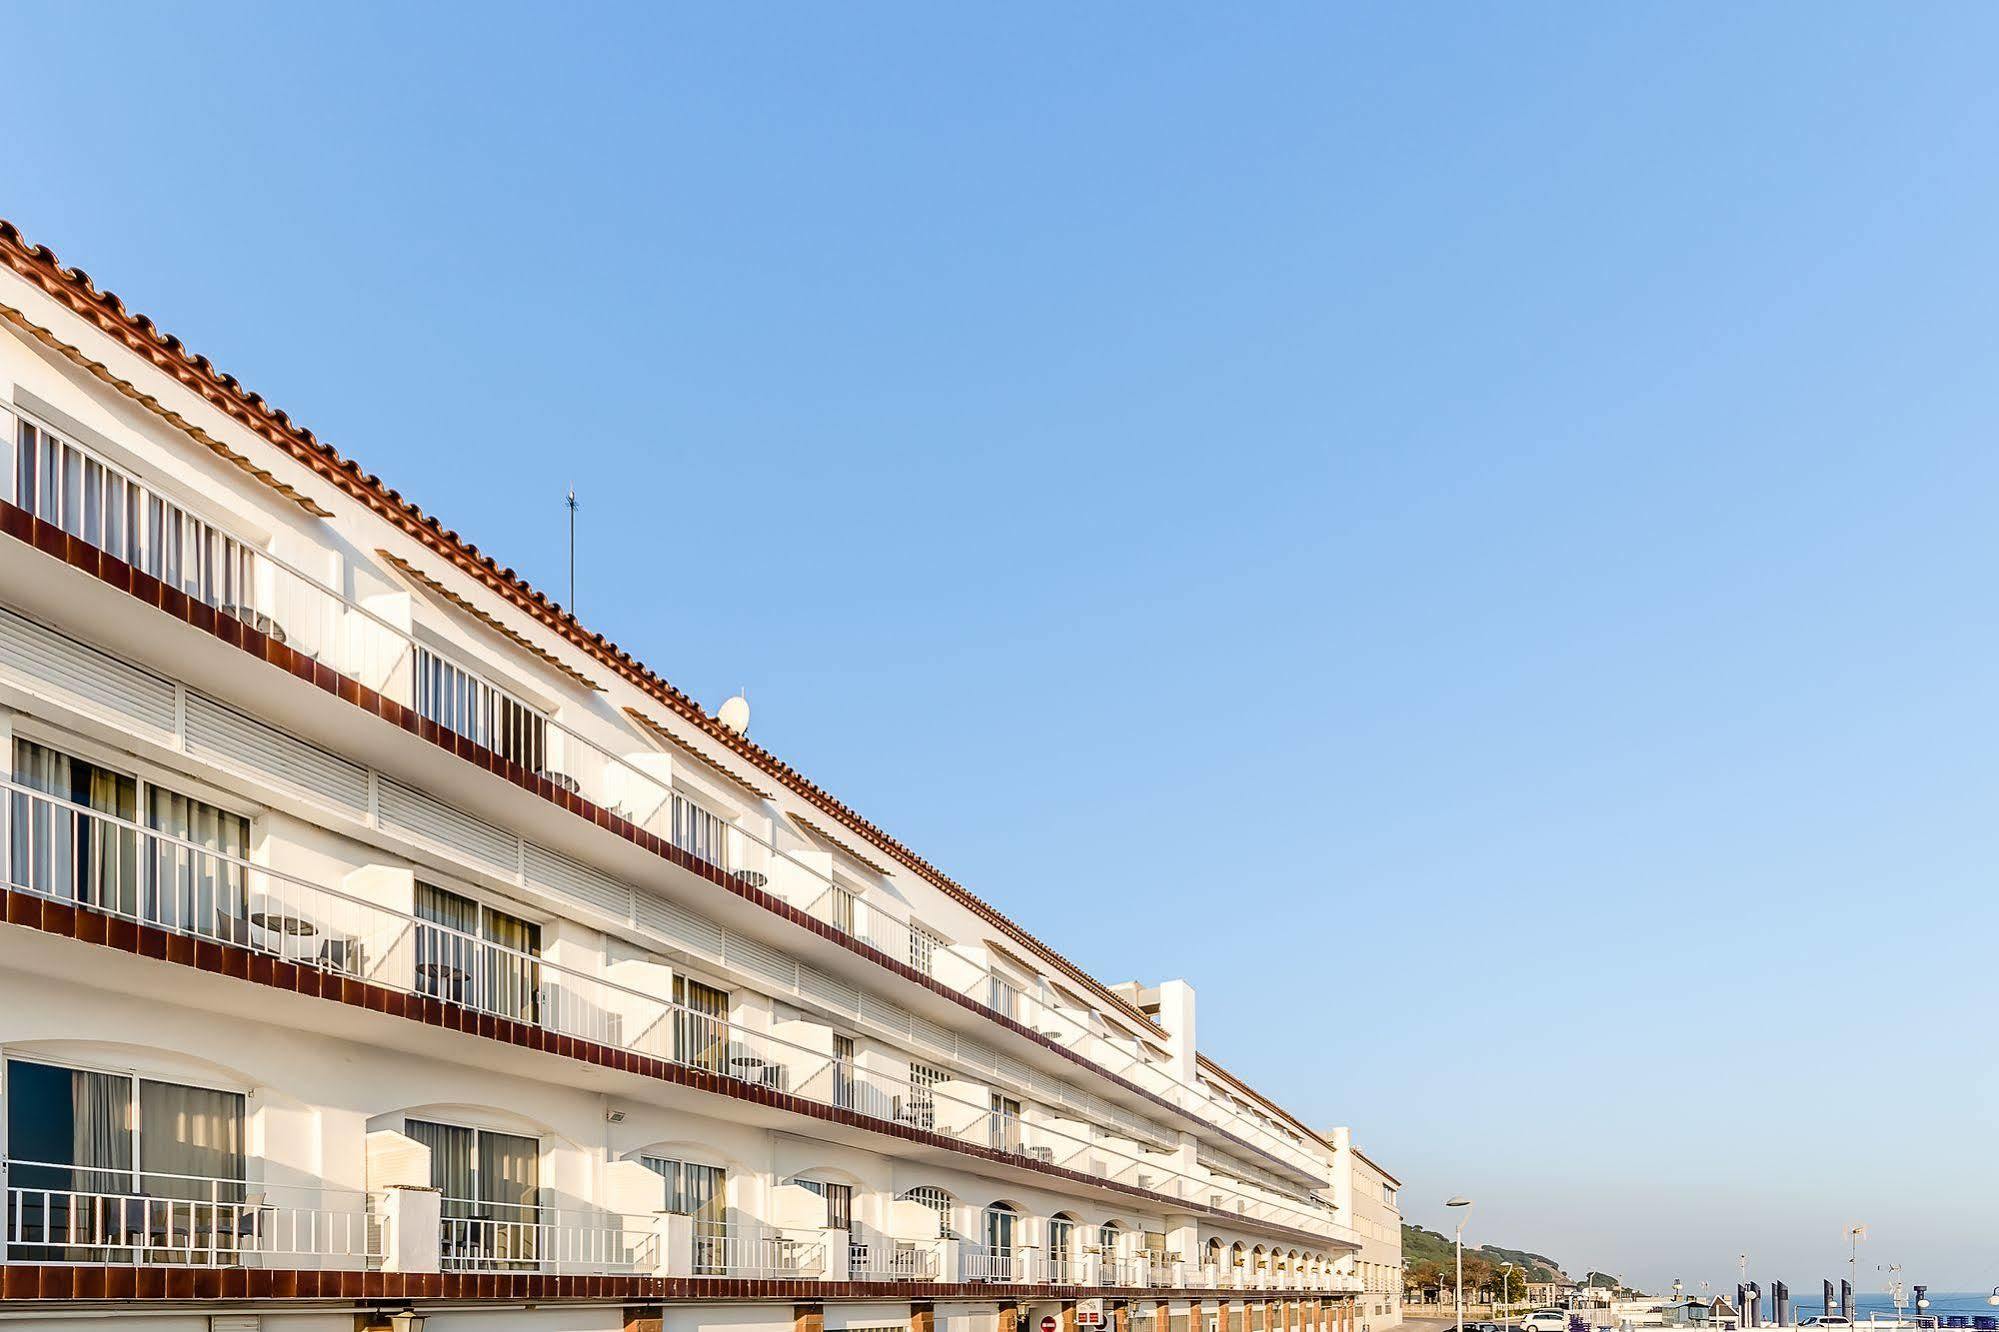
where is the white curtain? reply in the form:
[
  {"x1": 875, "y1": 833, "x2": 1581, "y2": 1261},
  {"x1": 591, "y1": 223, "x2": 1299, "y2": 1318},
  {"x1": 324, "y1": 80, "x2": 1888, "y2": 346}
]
[
  {"x1": 11, "y1": 740, "x2": 137, "y2": 912},
  {"x1": 147, "y1": 790, "x2": 248, "y2": 937}
]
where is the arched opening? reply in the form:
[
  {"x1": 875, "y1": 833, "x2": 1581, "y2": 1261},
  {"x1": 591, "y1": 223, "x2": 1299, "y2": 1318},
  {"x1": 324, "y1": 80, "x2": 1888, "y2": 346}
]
[
  {"x1": 898, "y1": 1185, "x2": 955, "y2": 1239},
  {"x1": 1049, "y1": 1211, "x2": 1080, "y2": 1283},
  {"x1": 975, "y1": 1200, "x2": 1021, "y2": 1281},
  {"x1": 785, "y1": 1170, "x2": 854, "y2": 1232}
]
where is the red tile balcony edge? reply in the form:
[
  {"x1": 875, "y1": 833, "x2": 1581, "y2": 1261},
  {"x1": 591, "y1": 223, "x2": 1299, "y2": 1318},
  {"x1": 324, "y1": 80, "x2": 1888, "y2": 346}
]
[
  {"x1": 0, "y1": 1264, "x2": 1361, "y2": 1305},
  {"x1": 0, "y1": 888, "x2": 1345, "y2": 1256}
]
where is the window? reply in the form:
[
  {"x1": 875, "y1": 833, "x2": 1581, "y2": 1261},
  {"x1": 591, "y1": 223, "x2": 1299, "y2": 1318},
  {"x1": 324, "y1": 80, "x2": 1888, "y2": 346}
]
[
  {"x1": 415, "y1": 883, "x2": 541, "y2": 1022},
  {"x1": 413, "y1": 647, "x2": 549, "y2": 776},
  {"x1": 988, "y1": 1093, "x2": 1022, "y2": 1153},
  {"x1": 987, "y1": 973, "x2": 1021, "y2": 1020},
  {"x1": 11, "y1": 417, "x2": 265, "y2": 624},
  {"x1": 793, "y1": 1178, "x2": 852, "y2": 1231},
  {"x1": 409, "y1": 1119, "x2": 540, "y2": 1269},
  {"x1": 907, "y1": 925, "x2": 942, "y2": 977},
  {"x1": 906, "y1": 1062, "x2": 945, "y2": 1131},
  {"x1": 1048, "y1": 1215, "x2": 1076, "y2": 1280},
  {"x1": 10, "y1": 740, "x2": 250, "y2": 944},
  {"x1": 644, "y1": 1155, "x2": 727, "y2": 1273},
  {"x1": 641, "y1": 1156, "x2": 726, "y2": 1221},
  {"x1": 4, "y1": 1057, "x2": 244, "y2": 1262},
  {"x1": 982, "y1": 1202, "x2": 1016, "y2": 1256},
  {"x1": 9, "y1": 739, "x2": 138, "y2": 914},
  {"x1": 899, "y1": 1187, "x2": 953, "y2": 1238},
  {"x1": 670, "y1": 792, "x2": 730, "y2": 869},
  {"x1": 831, "y1": 1034, "x2": 856, "y2": 1109},
  {"x1": 672, "y1": 975, "x2": 731, "y2": 1075}
]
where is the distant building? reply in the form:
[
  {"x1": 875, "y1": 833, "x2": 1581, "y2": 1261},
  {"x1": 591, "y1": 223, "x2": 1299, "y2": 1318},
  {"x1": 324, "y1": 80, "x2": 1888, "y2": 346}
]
[{"x1": 1327, "y1": 1132, "x2": 1402, "y2": 1331}]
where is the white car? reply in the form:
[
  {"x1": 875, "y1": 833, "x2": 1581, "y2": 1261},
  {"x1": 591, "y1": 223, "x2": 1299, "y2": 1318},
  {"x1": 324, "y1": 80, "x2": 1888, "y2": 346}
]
[
  {"x1": 1518, "y1": 1312, "x2": 1569, "y2": 1332},
  {"x1": 1801, "y1": 1320, "x2": 1854, "y2": 1329}
]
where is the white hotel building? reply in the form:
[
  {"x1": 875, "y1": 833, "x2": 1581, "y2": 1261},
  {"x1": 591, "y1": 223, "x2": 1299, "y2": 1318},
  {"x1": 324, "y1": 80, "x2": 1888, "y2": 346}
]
[{"x1": 0, "y1": 221, "x2": 1382, "y2": 1332}]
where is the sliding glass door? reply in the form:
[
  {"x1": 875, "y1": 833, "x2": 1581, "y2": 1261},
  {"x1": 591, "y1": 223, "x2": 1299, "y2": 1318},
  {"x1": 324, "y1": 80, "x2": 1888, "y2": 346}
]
[
  {"x1": 9, "y1": 740, "x2": 139, "y2": 915},
  {"x1": 409, "y1": 1119, "x2": 540, "y2": 1270},
  {"x1": 414, "y1": 883, "x2": 541, "y2": 1022},
  {"x1": 3, "y1": 1057, "x2": 244, "y2": 1263},
  {"x1": 8, "y1": 741, "x2": 251, "y2": 946}
]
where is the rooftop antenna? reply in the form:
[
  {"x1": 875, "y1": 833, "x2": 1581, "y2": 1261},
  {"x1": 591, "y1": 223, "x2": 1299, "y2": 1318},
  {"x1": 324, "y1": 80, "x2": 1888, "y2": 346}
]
[{"x1": 566, "y1": 487, "x2": 579, "y2": 615}]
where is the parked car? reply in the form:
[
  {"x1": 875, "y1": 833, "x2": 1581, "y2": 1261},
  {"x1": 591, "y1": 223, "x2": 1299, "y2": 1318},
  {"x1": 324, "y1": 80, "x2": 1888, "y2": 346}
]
[
  {"x1": 1519, "y1": 1312, "x2": 1570, "y2": 1332},
  {"x1": 1801, "y1": 1320, "x2": 1855, "y2": 1329}
]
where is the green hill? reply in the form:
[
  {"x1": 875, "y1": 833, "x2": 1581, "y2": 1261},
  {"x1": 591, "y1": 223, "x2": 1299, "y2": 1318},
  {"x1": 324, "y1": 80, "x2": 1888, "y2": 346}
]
[{"x1": 1402, "y1": 1223, "x2": 1566, "y2": 1288}]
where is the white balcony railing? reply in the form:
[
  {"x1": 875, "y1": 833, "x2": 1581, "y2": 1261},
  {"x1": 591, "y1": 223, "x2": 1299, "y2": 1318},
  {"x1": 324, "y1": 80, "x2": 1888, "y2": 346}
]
[
  {"x1": 0, "y1": 403, "x2": 1331, "y2": 1189},
  {"x1": 3, "y1": 1164, "x2": 376, "y2": 1267},
  {"x1": 961, "y1": 1247, "x2": 1016, "y2": 1282},
  {"x1": 0, "y1": 779, "x2": 1348, "y2": 1245},
  {"x1": 852, "y1": 1240, "x2": 939, "y2": 1281},
  {"x1": 438, "y1": 1199, "x2": 654, "y2": 1275},
  {"x1": 692, "y1": 1222, "x2": 824, "y2": 1279}
]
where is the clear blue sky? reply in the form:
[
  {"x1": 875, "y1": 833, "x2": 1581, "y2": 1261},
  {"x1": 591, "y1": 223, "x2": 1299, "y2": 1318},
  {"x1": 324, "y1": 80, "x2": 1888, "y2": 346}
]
[{"x1": 6, "y1": 1, "x2": 1998, "y2": 1294}]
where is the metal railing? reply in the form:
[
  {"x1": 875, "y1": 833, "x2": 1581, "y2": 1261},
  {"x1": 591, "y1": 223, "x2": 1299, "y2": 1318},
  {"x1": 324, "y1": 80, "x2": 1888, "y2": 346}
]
[
  {"x1": 962, "y1": 1247, "x2": 1016, "y2": 1282},
  {"x1": 852, "y1": 1240, "x2": 938, "y2": 1281},
  {"x1": 438, "y1": 1198, "x2": 654, "y2": 1275},
  {"x1": 0, "y1": 403, "x2": 1335, "y2": 1186},
  {"x1": 0, "y1": 780, "x2": 1349, "y2": 1246},
  {"x1": 3, "y1": 1163, "x2": 375, "y2": 1266},
  {"x1": 693, "y1": 1222, "x2": 824, "y2": 1278}
]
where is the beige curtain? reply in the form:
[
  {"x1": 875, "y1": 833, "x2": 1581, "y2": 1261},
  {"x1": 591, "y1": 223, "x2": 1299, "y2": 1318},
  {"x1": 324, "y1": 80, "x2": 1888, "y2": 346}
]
[{"x1": 138, "y1": 1079, "x2": 244, "y2": 1203}]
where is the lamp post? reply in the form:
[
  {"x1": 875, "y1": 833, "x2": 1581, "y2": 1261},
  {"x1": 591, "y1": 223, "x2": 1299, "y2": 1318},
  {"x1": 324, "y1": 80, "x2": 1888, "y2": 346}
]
[
  {"x1": 1448, "y1": 1197, "x2": 1473, "y2": 1332},
  {"x1": 1501, "y1": 1262, "x2": 1516, "y2": 1318}
]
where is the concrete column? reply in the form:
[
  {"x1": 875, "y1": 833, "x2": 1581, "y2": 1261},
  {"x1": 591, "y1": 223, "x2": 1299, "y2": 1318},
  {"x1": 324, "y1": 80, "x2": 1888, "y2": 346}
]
[
  {"x1": 1062, "y1": 1301, "x2": 1078, "y2": 1332},
  {"x1": 1000, "y1": 1301, "x2": 1021, "y2": 1332},
  {"x1": 653, "y1": 1212, "x2": 694, "y2": 1278},
  {"x1": 377, "y1": 1185, "x2": 440, "y2": 1274},
  {"x1": 795, "y1": 1304, "x2": 825, "y2": 1332},
  {"x1": 913, "y1": 1304, "x2": 936, "y2": 1332},
  {"x1": 822, "y1": 1228, "x2": 851, "y2": 1281},
  {"x1": 1116, "y1": 1301, "x2": 1133, "y2": 1332}
]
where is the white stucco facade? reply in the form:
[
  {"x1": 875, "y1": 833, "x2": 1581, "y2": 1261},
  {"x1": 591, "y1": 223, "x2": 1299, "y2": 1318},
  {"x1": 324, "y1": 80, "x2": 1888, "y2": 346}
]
[{"x1": 0, "y1": 223, "x2": 1382, "y2": 1332}]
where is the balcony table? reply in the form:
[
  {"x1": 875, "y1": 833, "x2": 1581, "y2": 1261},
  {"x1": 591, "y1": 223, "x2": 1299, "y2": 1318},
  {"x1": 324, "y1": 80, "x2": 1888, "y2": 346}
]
[
  {"x1": 416, "y1": 961, "x2": 472, "y2": 1002},
  {"x1": 249, "y1": 911, "x2": 319, "y2": 962}
]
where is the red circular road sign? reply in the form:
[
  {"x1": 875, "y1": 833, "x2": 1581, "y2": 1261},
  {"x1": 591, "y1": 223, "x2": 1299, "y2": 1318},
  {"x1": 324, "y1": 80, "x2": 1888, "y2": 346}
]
[{"x1": 1041, "y1": 1318, "x2": 1059, "y2": 1332}]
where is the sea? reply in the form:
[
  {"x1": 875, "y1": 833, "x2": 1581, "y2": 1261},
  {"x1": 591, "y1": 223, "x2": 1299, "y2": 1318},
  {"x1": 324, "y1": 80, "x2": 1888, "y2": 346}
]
[{"x1": 1757, "y1": 1292, "x2": 1997, "y2": 1320}]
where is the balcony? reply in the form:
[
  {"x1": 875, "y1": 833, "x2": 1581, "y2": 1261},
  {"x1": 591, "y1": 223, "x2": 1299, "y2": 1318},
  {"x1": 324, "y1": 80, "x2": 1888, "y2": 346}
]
[
  {"x1": 960, "y1": 1247, "x2": 1017, "y2": 1283},
  {"x1": 850, "y1": 1239, "x2": 939, "y2": 1281},
  {"x1": 0, "y1": 403, "x2": 1330, "y2": 1189},
  {"x1": 3, "y1": 1165, "x2": 375, "y2": 1269},
  {"x1": 691, "y1": 1221, "x2": 825, "y2": 1279},
  {"x1": 0, "y1": 778, "x2": 1350, "y2": 1248},
  {"x1": 439, "y1": 1199, "x2": 655, "y2": 1275}
]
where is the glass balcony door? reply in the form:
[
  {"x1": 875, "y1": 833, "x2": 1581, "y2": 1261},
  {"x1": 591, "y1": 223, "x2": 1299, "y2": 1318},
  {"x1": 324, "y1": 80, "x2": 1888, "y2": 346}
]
[
  {"x1": 410, "y1": 1119, "x2": 540, "y2": 1270},
  {"x1": 3, "y1": 1057, "x2": 245, "y2": 1264}
]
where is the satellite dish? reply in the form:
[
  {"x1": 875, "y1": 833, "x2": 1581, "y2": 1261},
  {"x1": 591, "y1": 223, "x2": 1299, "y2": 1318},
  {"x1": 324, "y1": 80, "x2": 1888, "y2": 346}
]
[{"x1": 718, "y1": 691, "x2": 751, "y2": 736}]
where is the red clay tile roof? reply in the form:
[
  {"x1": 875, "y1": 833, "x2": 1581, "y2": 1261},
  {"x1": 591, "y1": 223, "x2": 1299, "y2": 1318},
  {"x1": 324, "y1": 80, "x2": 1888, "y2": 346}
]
[{"x1": 0, "y1": 218, "x2": 1330, "y2": 1152}]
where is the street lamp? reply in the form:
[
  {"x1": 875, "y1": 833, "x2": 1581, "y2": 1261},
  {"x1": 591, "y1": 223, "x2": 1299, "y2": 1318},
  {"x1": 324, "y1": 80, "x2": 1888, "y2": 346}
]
[
  {"x1": 1448, "y1": 1197, "x2": 1473, "y2": 1332},
  {"x1": 1501, "y1": 1262, "x2": 1516, "y2": 1317}
]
